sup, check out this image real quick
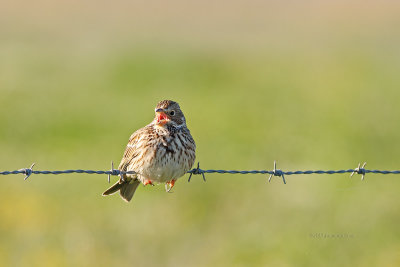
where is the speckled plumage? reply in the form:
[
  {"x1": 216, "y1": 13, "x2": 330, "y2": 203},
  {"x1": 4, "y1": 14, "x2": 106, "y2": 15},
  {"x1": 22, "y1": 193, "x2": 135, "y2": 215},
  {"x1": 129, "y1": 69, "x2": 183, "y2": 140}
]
[{"x1": 102, "y1": 100, "x2": 196, "y2": 202}]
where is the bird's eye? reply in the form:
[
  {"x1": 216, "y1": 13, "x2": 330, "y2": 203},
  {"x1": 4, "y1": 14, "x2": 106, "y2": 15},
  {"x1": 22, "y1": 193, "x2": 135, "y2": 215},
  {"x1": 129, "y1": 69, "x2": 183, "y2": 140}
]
[{"x1": 169, "y1": 110, "x2": 175, "y2": 116}]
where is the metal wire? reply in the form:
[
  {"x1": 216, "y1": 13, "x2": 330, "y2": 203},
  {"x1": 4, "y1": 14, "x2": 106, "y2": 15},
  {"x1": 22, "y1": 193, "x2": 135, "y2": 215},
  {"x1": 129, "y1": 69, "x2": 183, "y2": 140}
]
[{"x1": 1, "y1": 161, "x2": 400, "y2": 183}]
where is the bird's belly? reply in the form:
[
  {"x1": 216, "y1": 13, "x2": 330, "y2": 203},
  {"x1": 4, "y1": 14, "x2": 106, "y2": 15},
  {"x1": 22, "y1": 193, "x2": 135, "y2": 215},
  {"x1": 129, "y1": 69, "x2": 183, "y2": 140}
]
[
  {"x1": 139, "y1": 162, "x2": 186, "y2": 183},
  {"x1": 144, "y1": 164, "x2": 185, "y2": 183},
  {"x1": 138, "y1": 150, "x2": 190, "y2": 183}
]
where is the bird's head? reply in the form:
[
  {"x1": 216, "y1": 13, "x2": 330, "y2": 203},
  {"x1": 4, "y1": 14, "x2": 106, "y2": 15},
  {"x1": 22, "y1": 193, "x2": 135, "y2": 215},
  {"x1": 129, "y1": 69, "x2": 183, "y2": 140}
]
[{"x1": 154, "y1": 100, "x2": 186, "y2": 127}]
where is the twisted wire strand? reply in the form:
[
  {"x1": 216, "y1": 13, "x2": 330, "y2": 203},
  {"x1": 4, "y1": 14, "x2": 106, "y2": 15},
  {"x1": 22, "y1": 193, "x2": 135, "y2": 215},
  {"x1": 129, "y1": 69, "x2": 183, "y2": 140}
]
[
  {"x1": 1, "y1": 162, "x2": 400, "y2": 182},
  {"x1": 2, "y1": 169, "x2": 399, "y2": 176},
  {"x1": 186, "y1": 169, "x2": 400, "y2": 175}
]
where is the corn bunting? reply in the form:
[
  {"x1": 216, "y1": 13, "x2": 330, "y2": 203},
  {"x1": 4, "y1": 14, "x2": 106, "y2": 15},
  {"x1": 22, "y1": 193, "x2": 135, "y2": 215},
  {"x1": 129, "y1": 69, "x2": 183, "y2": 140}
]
[{"x1": 102, "y1": 100, "x2": 196, "y2": 202}]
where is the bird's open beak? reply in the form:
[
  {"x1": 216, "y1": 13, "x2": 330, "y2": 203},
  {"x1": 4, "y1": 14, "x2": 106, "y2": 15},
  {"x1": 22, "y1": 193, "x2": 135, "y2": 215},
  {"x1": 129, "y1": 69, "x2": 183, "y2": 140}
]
[{"x1": 156, "y1": 109, "x2": 169, "y2": 125}]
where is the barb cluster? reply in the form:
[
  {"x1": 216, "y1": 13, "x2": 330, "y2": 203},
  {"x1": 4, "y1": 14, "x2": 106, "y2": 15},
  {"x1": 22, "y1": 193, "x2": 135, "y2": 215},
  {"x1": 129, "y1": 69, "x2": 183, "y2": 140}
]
[{"x1": 2, "y1": 161, "x2": 400, "y2": 184}]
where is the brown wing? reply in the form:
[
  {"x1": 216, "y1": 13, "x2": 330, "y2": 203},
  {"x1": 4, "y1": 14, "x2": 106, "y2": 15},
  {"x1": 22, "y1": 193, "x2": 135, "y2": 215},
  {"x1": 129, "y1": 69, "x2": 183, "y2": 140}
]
[
  {"x1": 103, "y1": 127, "x2": 146, "y2": 198},
  {"x1": 118, "y1": 126, "x2": 148, "y2": 180}
]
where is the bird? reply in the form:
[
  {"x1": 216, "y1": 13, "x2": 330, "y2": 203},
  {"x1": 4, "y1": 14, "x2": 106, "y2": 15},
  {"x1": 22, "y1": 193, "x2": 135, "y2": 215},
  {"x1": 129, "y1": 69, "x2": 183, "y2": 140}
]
[{"x1": 102, "y1": 100, "x2": 196, "y2": 202}]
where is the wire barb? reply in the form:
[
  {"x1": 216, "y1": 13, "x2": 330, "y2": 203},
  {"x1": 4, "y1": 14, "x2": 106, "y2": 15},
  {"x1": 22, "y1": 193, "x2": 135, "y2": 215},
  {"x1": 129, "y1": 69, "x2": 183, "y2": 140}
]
[
  {"x1": 350, "y1": 162, "x2": 367, "y2": 180},
  {"x1": 19, "y1": 163, "x2": 35, "y2": 180},
  {"x1": 188, "y1": 162, "x2": 206, "y2": 182},
  {"x1": 108, "y1": 161, "x2": 120, "y2": 183},
  {"x1": 119, "y1": 170, "x2": 125, "y2": 182},
  {"x1": 268, "y1": 161, "x2": 286, "y2": 184}
]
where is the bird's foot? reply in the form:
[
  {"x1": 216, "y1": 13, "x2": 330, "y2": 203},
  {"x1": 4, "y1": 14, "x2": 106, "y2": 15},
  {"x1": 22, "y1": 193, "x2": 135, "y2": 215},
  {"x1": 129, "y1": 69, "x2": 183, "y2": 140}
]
[
  {"x1": 143, "y1": 180, "x2": 154, "y2": 186},
  {"x1": 165, "y1": 180, "x2": 176, "y2": 193}
]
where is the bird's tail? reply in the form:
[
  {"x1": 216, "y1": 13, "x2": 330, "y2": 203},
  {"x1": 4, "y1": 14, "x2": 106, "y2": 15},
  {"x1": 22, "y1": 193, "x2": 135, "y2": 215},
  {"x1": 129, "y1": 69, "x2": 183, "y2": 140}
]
[{"x1": 102, "y1": 178, "x2": 140, "y2": 202}]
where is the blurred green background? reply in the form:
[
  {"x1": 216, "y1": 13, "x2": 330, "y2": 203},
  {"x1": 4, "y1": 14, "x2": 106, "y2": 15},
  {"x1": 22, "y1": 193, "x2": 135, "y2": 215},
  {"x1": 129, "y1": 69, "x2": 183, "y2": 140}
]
[{"x1": 1, "y1": 1, "x2": 400, "y2": 266}]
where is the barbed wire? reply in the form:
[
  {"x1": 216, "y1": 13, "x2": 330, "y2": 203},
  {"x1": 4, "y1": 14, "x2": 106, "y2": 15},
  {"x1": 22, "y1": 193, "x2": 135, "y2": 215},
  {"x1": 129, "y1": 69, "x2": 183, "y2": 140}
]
[{"x1": 1, "y1": 161, "x2": 400, "y2": 184}]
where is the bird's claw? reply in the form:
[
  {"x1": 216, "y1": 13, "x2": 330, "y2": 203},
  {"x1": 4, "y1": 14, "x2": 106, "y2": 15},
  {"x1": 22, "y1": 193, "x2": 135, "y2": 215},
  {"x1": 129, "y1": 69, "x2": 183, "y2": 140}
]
[
  {"x1": 165, "y1": 180, "x2": 175, "y2": 192},
  {"x1": 143, "y1": 180, "x2": 154, "y2": 186}
]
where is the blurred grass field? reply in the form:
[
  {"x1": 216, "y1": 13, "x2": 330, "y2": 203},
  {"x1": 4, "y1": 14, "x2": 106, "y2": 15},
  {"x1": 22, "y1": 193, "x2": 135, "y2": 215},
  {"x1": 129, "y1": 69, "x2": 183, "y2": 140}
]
[{"x1": 1, "y1": 1, "x2": 400, "y2": 266}]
